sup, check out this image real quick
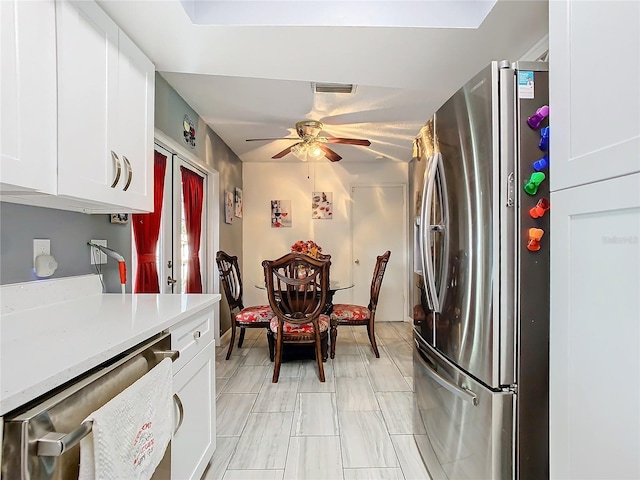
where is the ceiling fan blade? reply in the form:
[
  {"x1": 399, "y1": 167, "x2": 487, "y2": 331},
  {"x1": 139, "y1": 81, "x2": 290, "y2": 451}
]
[
  {"x1": 246, "y1": 137, "x2": 298, "y2": 142},
  {"x1": 272, "y1": 144, "x2": 297, "y2": 159},
  {"x1": 319, "y1": 144, "x2": 342, "y2": 162},
  {"x1": 324, "y1": 138, "x2": 371, "y2": 146}
]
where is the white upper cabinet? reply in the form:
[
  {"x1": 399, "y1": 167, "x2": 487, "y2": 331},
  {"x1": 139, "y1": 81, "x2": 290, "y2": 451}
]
[
  {"x1": 549, "y1": 1, "x2": 640, "y2": 191},
  {"x1": 0, "y1": 0, "x2": 154, "y2": 213},
  {"x1": 56, "y1": 0, "x2": 154, "y2": 212},
  {"x1": 0, "y1": 0, "x2": 57, "y2": 194}
]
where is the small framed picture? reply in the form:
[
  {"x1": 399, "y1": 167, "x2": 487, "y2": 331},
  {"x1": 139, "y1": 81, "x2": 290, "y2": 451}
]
[
  {"x1": 234, "y1": 187, "x2": 243, "y2": 218},
  {"x1": 110, "y1": 213, "x2": 129, "y2": 224},
  {"x1": 224, "y1": 191, "x2": 234, "y2": 224},
  {"x1": 312, "y1": 192, "x2": 333, "y2": 219},
  {"x1": 271, "y1": 200, "x2": 291, "y2": 228}
]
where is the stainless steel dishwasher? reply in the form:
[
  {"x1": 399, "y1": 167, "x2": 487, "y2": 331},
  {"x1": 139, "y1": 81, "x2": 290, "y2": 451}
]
[{"x1": 1, "y1": 332, "x2": 181, "y2": 480}]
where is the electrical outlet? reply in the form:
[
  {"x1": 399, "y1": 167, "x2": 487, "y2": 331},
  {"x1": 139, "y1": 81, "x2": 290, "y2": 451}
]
[
  {"x1": 33, "y1": 239, "x2": 50, "y2": 268},
  {"x1": 90, "y1": 239, "x2": 107, "y2": 265}
]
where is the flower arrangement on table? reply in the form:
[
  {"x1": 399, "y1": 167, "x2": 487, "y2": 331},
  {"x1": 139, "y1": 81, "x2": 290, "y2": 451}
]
[{"x1": 291, "y1": 240, "x2": 323, "y2": 259}]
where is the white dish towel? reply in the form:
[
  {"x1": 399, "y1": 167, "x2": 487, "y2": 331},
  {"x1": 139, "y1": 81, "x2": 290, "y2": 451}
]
[{"x1": 79, "y1": 357, "x2": 173, "y2": 480}]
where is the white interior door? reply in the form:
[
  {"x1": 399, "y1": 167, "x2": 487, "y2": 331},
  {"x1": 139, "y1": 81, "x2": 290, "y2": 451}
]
[{"x1": 351, "y1": 184, "x2": 407, "y2": 322}]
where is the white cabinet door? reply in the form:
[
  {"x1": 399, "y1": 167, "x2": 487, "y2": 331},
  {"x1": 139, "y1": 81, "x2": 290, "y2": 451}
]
[
  {"x1": 116, "y1": 30, "x2": 154, "y2": 212},
  {"x1": 549, "y1": 1, "x2": 640, "y2": 190},
  {"x1": 549, "y1": 173, "x2": 640, "y2": 479},
  {"x1": 55, "y1": 0, "x2": 153, "y2": 213},
  {"x1": 172, "y1": 340, "x2": 216, "y2": 480},
  {"x1": 0, "y1": 0, "x2": 57, "y2": 194}
]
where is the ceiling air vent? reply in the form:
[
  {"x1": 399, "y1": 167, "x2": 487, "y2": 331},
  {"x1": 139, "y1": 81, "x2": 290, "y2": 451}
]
[{"x1": 312, "y1": 82, "x2": 356, "y2": 94}]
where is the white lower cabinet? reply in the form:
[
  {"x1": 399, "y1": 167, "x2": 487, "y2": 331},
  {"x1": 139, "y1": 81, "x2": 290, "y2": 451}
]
[
  {"x1": 170, "y1": 307, "x2": 216, "y2": 480},
  {"x1": 549, "y1": 173, "x2": 640, "y2": 478}
]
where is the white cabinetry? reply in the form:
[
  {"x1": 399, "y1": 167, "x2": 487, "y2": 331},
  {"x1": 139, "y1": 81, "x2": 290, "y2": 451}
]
[
  {"x1": 549, "y1": 1, "x2": 640, "y2": 478},
  {"x1": 549, "y1": 0, "x2": 640, "y2": 191},
  {"x1": 170, "y1": 311, "x2": 216, "y2": 480},
  {"x1": 549, "y1": 174, "x2": 640, "y2": 479},
  {"x1": 56, "y1": 0, "x2": 154, "y2": 213},
  {"x1": 0, "y1": 0, "x2": 57, "y2": 194},
  {"x1": 0, "y1": 0, "x2": 154, "y2": 213}
]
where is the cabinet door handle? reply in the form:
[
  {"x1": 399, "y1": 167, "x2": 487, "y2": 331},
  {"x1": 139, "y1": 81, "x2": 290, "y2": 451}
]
[
  {"x1": 193, "y1": 330, "x2": 201, "y2": 340},
  {"x1": 173, "y1": 393, "x2": 184, "y2": 434},
  {"x1": 122, "y1": 155, "x2": 132, "y2": 191},
  {"x1": 110, "y1": 151, "x2": 122, "y2": 188}
]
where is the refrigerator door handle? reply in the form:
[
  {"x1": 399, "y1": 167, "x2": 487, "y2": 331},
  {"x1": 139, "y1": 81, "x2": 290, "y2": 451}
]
[
  {"x1": 414, "y1": 338, "x2": 479, "y2": 406},
  {"x1": 435, "y1": 153, "x2": 450, "y2": 308},
  {"x1": 422, "y1": 152, "x2": 441, "y2": 313}
]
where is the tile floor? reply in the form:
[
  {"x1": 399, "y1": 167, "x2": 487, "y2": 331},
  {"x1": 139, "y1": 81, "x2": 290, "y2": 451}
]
[{"x1": 202, "y1": 321, "x2": 432, "y2": 480}]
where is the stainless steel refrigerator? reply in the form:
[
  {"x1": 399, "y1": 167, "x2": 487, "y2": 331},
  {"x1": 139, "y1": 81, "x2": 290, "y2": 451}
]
[{"x1": 412, "y1": 61, "x2": 550, "y2": 479}]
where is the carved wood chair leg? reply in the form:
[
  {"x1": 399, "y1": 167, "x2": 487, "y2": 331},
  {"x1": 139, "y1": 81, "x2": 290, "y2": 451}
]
[
  {"x1": 238, "y1": 327, "x2": 246, "y2": 348},
  {"x1": 321, "y1": 334, "x2": 328, "y2": 362},
  {"x1": 330, "y1": 323, "x2": 337, "y2": 359},
  {"x1": 368, "y1": 322, "x2": 380, "y2": 358},
  {"x1": 272, "y1": 330, "x2": 283, "y2": 383},
  {"x1": 315, "y1": 330, "x2": 325, "y2": 382},
  {"x1": 267, "y1": 329, "x2": 275, "y2": 361},
  {"x1": 226, "y1": 325, "x2": 236, "y2": 360}
]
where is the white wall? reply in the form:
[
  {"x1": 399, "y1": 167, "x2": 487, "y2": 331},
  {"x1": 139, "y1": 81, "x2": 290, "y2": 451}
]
[{"x1": 242, "y1": 160, "x2": 408, "y2": 308}]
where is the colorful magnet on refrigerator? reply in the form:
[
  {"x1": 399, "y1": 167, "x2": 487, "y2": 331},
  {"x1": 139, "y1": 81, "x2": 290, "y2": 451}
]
[
  {"x1": 527, "y1": 228, "x2": 545, "y2": 252},
  {"x1": 529, "y1": 198, "x2": 550, "y2": 218},
  {"x1": 539, "y1": 126, "x2": 550, "y2": 150},
  {"x1": 533, "y1": 153, "x2": 549, "y2": 171},
  {"x1": 524, "y1": 172, "x2": 546, "y2": 195},
  {"x1": 527, "y1": 105, "x2": 549, "y2": 130}
]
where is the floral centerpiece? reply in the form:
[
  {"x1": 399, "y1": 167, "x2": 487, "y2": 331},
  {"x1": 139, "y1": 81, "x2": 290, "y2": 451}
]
[{"x1": 291, "y1": 240, "x2": 323, "y2": 259}]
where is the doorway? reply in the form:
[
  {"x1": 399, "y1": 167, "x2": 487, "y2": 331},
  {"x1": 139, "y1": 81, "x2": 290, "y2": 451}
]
[
  {"x1": 351, "y1": 184, "x2": 407, "y2": 322},
  {"x1": 132, "y1": 138, "x2": 218, "y2": 298}
]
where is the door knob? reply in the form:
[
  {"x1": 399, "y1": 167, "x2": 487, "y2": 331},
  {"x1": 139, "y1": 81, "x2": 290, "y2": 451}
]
[
  {"x1": 354, "y1": 259, "x2": 360, "y2": 265},
  {"x1": 167, "y1": 276, "x2": 177, "y2": 285}
]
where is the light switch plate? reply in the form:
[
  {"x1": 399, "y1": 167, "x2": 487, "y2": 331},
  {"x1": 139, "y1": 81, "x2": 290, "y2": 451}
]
[
  {"x1": 33, "y1": 239, "x2": 50, "y2": 268},
  {"x1": 90, "y1": 239, "x2": 107, "y2": 265}
]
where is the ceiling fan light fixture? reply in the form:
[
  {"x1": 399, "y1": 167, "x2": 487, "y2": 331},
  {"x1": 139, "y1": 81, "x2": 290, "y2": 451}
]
[{"x1": 291, "y1": 141, "x2": 325, "y2": 161}]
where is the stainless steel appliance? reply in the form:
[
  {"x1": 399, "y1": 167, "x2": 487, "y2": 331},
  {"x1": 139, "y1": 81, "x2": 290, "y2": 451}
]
[
  {"x1": 1, "y1": 333, "x2": 181, "y2": 480},
  {"x1": 412, "y1": 61, "x2": 549, "y2": 479}
]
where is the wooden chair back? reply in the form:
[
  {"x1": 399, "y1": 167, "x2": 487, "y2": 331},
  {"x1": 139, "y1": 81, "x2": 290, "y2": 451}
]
[
  {"x1": 216, "y1": 251, "x2": 244, "y2": 311},
  {"x1": 262, "y1": 253, "x2": 330, "y2": 327},
  {"x1": 369, "y1": 251, "x2": 391, "y2": 312}
]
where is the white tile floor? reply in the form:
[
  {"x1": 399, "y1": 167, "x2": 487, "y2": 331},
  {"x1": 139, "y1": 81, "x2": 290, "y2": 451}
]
[{"x1": 202, "y1": 322, "x2": 432, "y2": 480}]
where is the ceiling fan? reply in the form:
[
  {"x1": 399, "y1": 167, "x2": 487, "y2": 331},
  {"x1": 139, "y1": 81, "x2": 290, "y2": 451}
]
[{"x1": 245, "y1": 120, "x2": 371, "y2": 162}]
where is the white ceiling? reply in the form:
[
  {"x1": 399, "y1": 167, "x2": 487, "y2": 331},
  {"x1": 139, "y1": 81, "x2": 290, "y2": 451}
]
[{"x1": 97, "y1": 0, "x2": 549, "y2": 163}]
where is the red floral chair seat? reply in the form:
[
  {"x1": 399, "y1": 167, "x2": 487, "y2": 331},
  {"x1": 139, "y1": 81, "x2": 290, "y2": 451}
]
[
  {"x1": 236, "y1": 305, "x2": 274, "y2": 323},
  {"x1": 330, "y1": 304, "x2": 371, "y2": 322},
  {"x1": 270, "y1": 314, "x2": 330, "y2": 334}
]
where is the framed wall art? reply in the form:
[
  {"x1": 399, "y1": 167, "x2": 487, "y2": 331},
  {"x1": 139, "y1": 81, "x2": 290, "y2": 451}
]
[
  {"x1": 234, "y1": 187, "x2": 243, "y2": 218},
  {"x1": 312, "y1": 191, "x2": 333, "y2": 219},
  {"x1": 110, "y1": 213, "x2": 129, "y2": 224},
  {"x1": 271, "y1": 200, "x2": 291, "y2": 228},
  {"x1": 224, "y1": 191, "x2": 234, "y2": 224}
]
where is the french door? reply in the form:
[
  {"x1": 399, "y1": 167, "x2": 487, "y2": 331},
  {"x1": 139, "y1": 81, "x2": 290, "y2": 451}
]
[{"x1": 156, "y1": 145, "x2": 208, "y2": 294}]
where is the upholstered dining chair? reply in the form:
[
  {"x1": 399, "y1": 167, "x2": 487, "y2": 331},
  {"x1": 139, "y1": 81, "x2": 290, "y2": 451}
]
[
  {"x1": 262, "y1": 252, "x2": 330, "y2": 383},
  {"x1": 216, "y1": 251, "x2": 275, "y2": 361},
  {"x1": 329, "y1": 250, "x2": 391, "y2": 359}
]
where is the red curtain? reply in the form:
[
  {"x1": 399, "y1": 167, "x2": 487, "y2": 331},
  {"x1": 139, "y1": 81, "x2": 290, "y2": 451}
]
[
  {"x1": 181, "y1": 166, "x2": 204, "y2": 293},
  {"x1": 132, "y1": 151, "x2": 167, "y2": 293}
]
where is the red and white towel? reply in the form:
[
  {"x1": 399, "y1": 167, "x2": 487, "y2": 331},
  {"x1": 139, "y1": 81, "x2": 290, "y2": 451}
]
[{"x1": 79, "y1": 358, "x2": 173, "y2": 480}]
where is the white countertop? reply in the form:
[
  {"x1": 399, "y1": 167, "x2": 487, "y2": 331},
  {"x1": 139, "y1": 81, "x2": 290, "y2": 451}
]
[{"x1": 0, "y1": 291, "x2": 220, "y2": 416}]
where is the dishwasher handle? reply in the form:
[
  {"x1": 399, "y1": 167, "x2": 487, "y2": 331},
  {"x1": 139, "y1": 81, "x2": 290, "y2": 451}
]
[
  {"x1": 37, "y1": 392, "x2": 184, "y2": 457},
  {"x1": 37, "y1": 421, "x2": 94, "y2": 456}
]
